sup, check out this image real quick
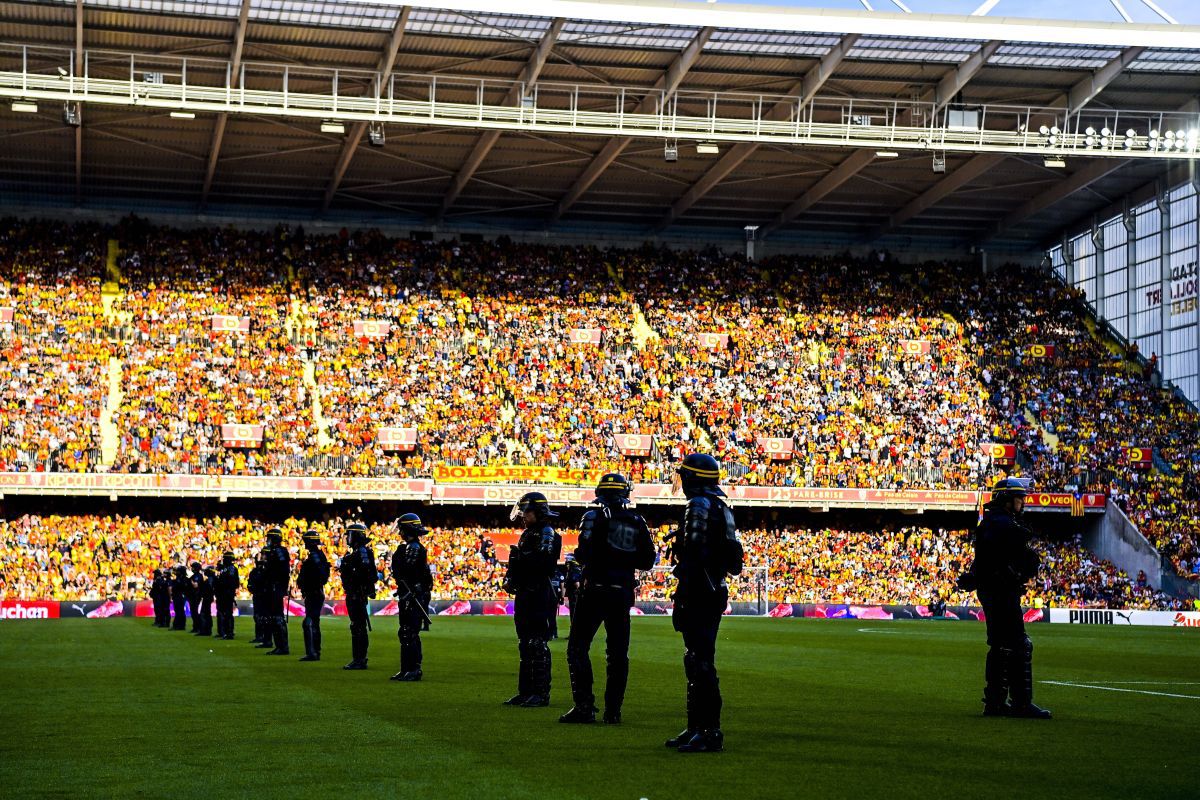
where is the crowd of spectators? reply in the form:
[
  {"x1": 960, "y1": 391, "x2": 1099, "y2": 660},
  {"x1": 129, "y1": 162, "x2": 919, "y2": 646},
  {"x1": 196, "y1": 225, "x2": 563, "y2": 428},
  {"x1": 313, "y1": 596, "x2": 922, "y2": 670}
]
[
  {"x1": 1, "y1": 219, "x2": 1197, "y2": 582},
  {"x1": 0, "y1": 220, "x2": 111, "y2": 473},
  {"x1": 1, "y1": 513, "x2": 1183, "y2": 610},
  {"x1": 109, "y1": 225, "x2": 316, "y2": 476}
]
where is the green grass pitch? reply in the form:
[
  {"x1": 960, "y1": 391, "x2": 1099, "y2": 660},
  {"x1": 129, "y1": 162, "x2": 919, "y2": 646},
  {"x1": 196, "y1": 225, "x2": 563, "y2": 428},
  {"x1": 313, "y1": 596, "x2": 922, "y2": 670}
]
[{"x1": 0, "y1": 617, "x2": 1195, "y2": 799}]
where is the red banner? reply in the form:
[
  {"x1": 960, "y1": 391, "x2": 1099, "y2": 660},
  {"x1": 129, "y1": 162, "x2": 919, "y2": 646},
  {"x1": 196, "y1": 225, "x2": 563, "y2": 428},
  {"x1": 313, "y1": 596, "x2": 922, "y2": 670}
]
[
  {"x1": 985, "y1": 443, "x2": 1016, "y2": 466},
  {"x1": 353, "y1": 320, "x2": 391, "y2": 338},
  {"x1": 617, "y1": 434, "x2": 654, "y2": 456},
  {"x1": 210, "y1": 314, "x2": 251, "y2": 332},
  {"x1": 0, "y1": 600, "x2": 60, "y2": 619},
  {"x1": 698, "y1": 332, "x2": 729, "y2": 350},
  {"x1": 0, "y1": 307, "x2": 12, "y2": 324},
  {"x1": 1124, "y1": 446, "x2": 1152, "y2": 469},
  {"x1": 756, "y1": 437, "x2": 794, "y2": 460},
  {"x1": 899, "y1": 340, "x2": 931, "y2": 356},
  {"x1": 220, "y1": 424, "x2": 265, "y2": 448},
  {"x1": 377, "y1": 427, "x2": 417, "y2": 452},
  {"x1": 568, "y1": 328, "x2": 601, "y2": 345},
  {"x1": 1027, "y1": 344, "x2": 1056, "y2": 358}
]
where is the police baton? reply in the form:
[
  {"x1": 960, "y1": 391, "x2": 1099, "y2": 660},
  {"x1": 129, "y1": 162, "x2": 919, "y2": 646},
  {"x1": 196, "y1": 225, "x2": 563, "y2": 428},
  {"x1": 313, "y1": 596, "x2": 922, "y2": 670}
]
[{"x1": 397, "y1": 580, "x2": 433, "y2": 626}]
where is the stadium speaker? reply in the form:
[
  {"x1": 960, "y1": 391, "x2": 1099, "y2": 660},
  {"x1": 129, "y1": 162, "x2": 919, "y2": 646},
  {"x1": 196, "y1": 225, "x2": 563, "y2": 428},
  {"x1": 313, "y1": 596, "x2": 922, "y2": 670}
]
[
  {"x1": 367, "y1": 123, "x2": 385, "y2": 147},
  {"x1": 932, "y1": 152, "x2": 946, "y2": 173},
  {"x1": 664, "y1": 140, "x2": 679, "y2": 162}
]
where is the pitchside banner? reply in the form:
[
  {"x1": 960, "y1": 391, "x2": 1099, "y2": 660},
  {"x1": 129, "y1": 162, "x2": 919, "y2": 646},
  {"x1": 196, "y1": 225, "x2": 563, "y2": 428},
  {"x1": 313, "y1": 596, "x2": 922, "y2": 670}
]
[
  {"x1": 432, "y1": 465, "x2": 605, "y2": 485},
  {"x1": 1049, "y1": 608, "x2": 1200, "y2": 628}
]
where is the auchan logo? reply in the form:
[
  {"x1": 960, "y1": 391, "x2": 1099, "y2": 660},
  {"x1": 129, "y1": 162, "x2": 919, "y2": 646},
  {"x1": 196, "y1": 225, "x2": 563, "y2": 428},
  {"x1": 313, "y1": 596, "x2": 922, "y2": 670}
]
[{"x1": 0, "y1": 601, "x2": 58, "y2": 619}]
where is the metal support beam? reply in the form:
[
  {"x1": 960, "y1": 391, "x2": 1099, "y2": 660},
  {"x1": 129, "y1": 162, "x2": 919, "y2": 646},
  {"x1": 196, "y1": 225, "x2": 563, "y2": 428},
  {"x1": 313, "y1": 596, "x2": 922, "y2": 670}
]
[
  {"x1": 437, "y1": 17, "x2": 564, "y2": 221},
  {"x1": 869, "y1": 152, "x2": 1005, "y2": 240},
  {"x1": 1062, "y1": 46, "x2": 1145, "y2": 117},
  {"x1": 990, "y1": 158, "x2": 1127, "y2": 239},
  {"x1": 934, "y1": 40, "x2": 1002, "y2": 113},
  {"x1": 200, "y1": 0, "x2": 252, "y2": 209},
  {"x1": 74, "y1": 0, "x2": 83, "y2": 206},
  {"x1": 760, "y1": 148, "x2": 877, "y2": 239},
  {"x1": 652, "y1": 33, "x2": 859, "y2": 233},
  {"x1": 550, "y1": 26, "x2": 714, "y2": 224},
  {"x1": 320, "y1": 6, "x2": 412, "y2": 214}
]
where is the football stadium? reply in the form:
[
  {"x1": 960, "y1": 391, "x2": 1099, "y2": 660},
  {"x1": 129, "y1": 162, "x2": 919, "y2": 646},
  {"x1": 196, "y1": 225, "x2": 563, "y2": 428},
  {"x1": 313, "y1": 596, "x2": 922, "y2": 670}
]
[{"x1": 0, "y1": 0, "x2": 1197, "y2": 797}]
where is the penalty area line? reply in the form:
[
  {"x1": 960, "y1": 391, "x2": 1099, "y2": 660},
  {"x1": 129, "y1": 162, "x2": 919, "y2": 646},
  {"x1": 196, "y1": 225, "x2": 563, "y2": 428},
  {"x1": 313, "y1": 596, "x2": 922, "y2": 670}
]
[{"x1": 1040, "y1": 680, "x2": 1200, "y2": 700}]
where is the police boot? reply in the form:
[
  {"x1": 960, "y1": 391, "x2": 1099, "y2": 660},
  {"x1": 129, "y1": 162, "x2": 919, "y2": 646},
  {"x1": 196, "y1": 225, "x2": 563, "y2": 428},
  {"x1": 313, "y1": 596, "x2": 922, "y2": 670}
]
[
  {"x1": 398, "y1": 636, "x2": 424, "y2": 681},
  {"x1": 301, "y1": 621, "x2": 318, "y2": 661},
  {"x1": 1007, "y1": 638, "x2": 1051, "y2": 719},
  {"x1": 249, "y1": 619, "x2": 263, "y2": 645},
  {"x1": 558, "y1": 705, "x2": 597, "y2": 724},
  {"x1": 666, "y1": 657, "x2": 701, "y2": 747},
  {"x1": 566, "y1": 641, "x2": 595, "y2": 713},
  {"x1": 982, "y1": 646, "x2": 1011, "y2": 716},
  {"x1": 604, "y1": 656, "x2": 629, "y2": 727},
  {"x1": 677, "y1": 729, "x2": 724, "y2": 754},
  {"x1": 505, "y1": 641, "x2": 532, "y2": 705},
  {"x1": 255, "y1": 625, "x2": 274, "y2": 648},
  {"x1": 267, "y1": 621, "x2": 290, "y2": 655},
  {"x1": 521, "y1": 640, "x2": 551, "y2": 707},
  {"x1": 344, "y1": 634, "x2": 369, "y2": 670}
]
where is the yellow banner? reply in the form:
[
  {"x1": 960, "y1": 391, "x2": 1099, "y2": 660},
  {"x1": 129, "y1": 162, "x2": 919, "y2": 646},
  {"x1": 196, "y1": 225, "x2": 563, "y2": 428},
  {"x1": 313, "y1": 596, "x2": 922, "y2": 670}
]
[{"x1": 433, "y1": 464, "x2": 605, "y2": 485}]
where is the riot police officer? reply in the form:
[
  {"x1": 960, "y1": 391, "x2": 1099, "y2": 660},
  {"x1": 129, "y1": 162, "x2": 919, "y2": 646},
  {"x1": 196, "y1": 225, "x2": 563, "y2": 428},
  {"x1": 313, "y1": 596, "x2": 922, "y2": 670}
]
[
  {"x1": 189, "y1": 562, "x2": 212, "y2": 635},
  {"x1": 666, "y1": 454, "x2": 743, "y2": 753},
  {"x1": 503, "y1": 492, "x2": 562, "y2": 708},
  {"x1": 262, "y1": 528, "x2": 292, "y2": 656},
  {"x1": 340, "y1": 522, "x2": 377, "y2": 670},
  {"x1": 562, "y1": 554, "x2": 583, "y2": 622},
  {"x1": 560, "y1": 473, "x2": 656, "y2": 725},
  {"x1": 199, "y1": 566, "x2": 218, "y2": 636},
  {"x1": 958, "y1": 477, "x2": 1051, "y2": 719},
  {"x1": 389, "y1": 513, "x2": 432, "y2": 682},
  {"x1": 247, "y1": 551, "x2": 271, "y2": 648},
  {"x1": 214, "y1": 551, "x2": 240, "y2": 640},
  {"x1": 298, "y1": 532, "x2": 331, "y2": 662},
  {"x1": 170, "y1": 565, "x2": 191, "y2": 631},
  {"x1": 150, "y1": 569, "x2": 170, "y2": 627}
]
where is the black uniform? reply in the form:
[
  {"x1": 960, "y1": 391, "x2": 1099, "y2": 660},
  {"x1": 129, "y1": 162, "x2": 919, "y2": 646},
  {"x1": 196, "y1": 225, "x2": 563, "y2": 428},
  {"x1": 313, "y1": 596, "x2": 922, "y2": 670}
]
[
  {"x1": 967, "y1": 504, "x2": 1044, "y2": 715},
  {"x1": 247, "y1": 557, "x2": 271, "y2": 647},
  {"x1": 563, "y1": 558, "x2": 583, "y2": 621},
  {"x1": 170, "y1": 567, "x2": 192, "y2": 630},
  {"x1": 340, "y1": 541, "x2": 377, "y2": 669},
  {"x1": 150, "y1": 571, "x2": 171, "y2": 627},
  {"x1": 214, "y1": 561, "x2": 240, "y2": 639},
  {"x1": 564, "y1": 502, "x2": 656, "y2": 721},
  {"x1": 670, "y1": 486, "x2": 743, "y2": 749},
  {"x1": 505, "y1": 522, "x2": 562, "y2": 704},
  {"x1": 195, "y1": 567, "x2": 215, "y2": 636},
  {"x1": 262, "y1": 541, "x2": 291, "y2": 655},
  {"x1": 390, "y1": 538, "x2": 432, "y2": 679},
  {"x1": 298, "y1": 543, "x2": 331, "y2": 660}
]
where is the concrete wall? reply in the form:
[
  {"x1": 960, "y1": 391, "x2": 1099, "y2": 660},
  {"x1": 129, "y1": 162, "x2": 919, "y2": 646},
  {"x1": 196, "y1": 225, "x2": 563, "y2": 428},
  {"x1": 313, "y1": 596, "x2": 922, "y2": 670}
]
[{"x1": 1083, "y1": 500, "x2": 1164, "y2": 589}]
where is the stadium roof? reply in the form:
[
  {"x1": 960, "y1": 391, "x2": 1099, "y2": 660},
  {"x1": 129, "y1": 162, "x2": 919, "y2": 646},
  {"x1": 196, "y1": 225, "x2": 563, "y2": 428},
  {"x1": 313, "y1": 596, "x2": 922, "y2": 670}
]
[{"x1": 0, "y1": 0, "x2": 1197, "y2": 251}]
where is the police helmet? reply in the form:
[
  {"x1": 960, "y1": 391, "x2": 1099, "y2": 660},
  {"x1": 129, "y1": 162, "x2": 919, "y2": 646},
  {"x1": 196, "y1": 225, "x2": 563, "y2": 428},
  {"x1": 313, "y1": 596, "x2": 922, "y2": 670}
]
[
  {"x1": 397, "y1": 513, "x2": 426, "y2": 538},
  {"x1": 265, "y1": 526, "x2": 283, "y2": 545},
  {"x1": 346, "y1": 522, "x2": 370, "y2": 546},
  {"x1": 594, "y1": 472, "x2": 632, "y2": 504},
  {"x1": 674, "y1": 453, "x2": 725, "y2": 496},
  {"x1": 301, "y1": 532, "x2": 321, "y2": 547},
  {"x1": 190, "y1": 561, "x2": 202, "y2": 572},
  {"x1": 510, "y1": 491, "x2": 559, "y2": 522},
  {"x1": 221, "y1": 550, "x2": 235, "y2": 563},
  {"x1": 992, "y1": 476, "x2": 1031, "y2": 500}
]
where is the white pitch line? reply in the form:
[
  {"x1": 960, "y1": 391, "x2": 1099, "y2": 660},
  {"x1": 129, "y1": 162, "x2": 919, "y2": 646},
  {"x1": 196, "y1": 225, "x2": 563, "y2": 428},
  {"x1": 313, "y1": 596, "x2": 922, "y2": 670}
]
[
  {"x1": 1041, "y1": 680, "x2": 1200, "y2": 700},
  {"x1": 1091, "y1": 681, "x2": 1200, "y2": 686}
]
